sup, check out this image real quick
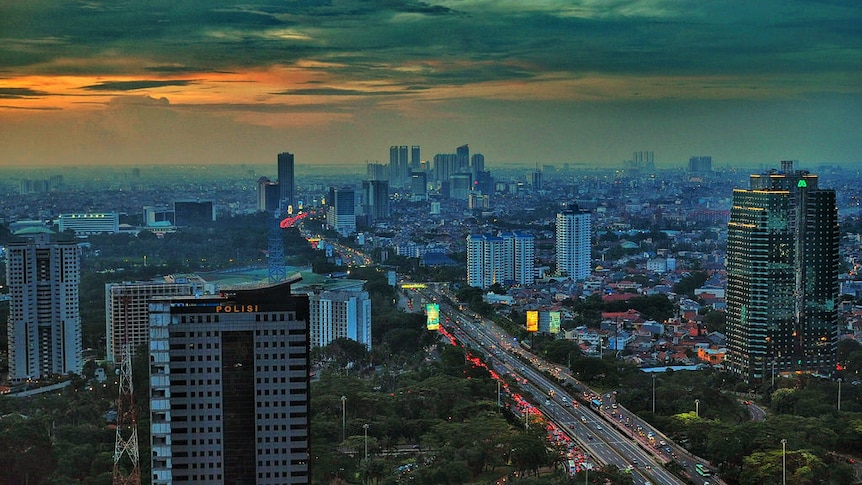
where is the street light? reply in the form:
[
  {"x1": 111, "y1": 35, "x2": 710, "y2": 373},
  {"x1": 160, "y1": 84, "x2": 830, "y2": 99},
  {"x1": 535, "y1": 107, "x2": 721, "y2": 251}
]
[
  {"x1": 651, "y1": 374, "x2": 657, "y2": 414},
  {"x1": 838, "y1": 378, "x2": 842, "y2": 411},
  {"x1": 695, "y1": 399, "x2": 700, "y2": 418},
  {"x1": 341, "y1": 396, "x2": 347, "y2": 443},
  {"x1": 363, "y1": 423, "x2": 370, "y2": 461},
  {"x1": 781, "y1": 438, "x2": 787, "y2": 485}
]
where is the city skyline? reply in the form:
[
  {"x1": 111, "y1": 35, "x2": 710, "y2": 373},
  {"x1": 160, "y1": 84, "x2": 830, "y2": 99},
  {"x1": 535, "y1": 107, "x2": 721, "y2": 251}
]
[{"x1": 1, "y1": 1, "x2": 860, "y2": 169}]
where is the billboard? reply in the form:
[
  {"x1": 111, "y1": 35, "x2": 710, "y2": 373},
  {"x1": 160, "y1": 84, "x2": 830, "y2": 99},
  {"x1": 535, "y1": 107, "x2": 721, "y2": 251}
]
[
  {"x1": 526, "y1": 310, "x2": 538, "y2": 332},
  {"x1": 549, "y1": 311, "x2": 561, "y2": 334},
  {"x1": 426, "y1": 303, "x2": 440, "y2": 330}
]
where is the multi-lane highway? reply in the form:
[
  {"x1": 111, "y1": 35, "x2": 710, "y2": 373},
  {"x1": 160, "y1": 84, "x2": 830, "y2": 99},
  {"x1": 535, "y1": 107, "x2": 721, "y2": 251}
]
[{"x1": 418, "y1": 284, "x2": 723, "y2": 485}]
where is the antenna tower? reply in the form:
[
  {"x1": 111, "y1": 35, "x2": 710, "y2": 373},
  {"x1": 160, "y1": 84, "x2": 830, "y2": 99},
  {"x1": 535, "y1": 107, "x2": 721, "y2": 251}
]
[{"x1": 113, "y1": 296, "x2": 141, "y2": 485}]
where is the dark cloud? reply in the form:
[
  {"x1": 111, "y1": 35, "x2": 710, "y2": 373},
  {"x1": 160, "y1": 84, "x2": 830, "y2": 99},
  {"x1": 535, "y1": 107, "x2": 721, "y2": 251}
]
[
  {"x1": 0, "y1": 87, "x2": 49, "y2": 99},
  {"x1": 82, "y1": 80, "x2": 195, "y2": 91},
  {"x1": 272, "y1": 87, "x2": 405, "y2": 96}
]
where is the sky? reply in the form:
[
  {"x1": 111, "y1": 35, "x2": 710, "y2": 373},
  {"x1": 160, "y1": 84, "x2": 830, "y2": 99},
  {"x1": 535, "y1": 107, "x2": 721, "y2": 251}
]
[{"x1": 1, "y1": 0, "x2": 860, "y2": 169}]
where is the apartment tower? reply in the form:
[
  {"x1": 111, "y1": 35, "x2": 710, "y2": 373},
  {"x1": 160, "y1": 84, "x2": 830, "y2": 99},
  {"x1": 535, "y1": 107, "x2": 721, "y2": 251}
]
[
  {"x1": 6, "y1": 230, "x2": 82, "y2": 382},
  {"x1": 555, "y1": 204, "x2": 592, "y2": 280}
]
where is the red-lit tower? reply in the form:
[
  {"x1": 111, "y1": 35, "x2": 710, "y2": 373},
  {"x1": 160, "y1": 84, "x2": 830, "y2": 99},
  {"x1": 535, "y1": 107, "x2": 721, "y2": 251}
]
[{"x1": 113, "y1": 296, "x2": 141, "y2": 485}]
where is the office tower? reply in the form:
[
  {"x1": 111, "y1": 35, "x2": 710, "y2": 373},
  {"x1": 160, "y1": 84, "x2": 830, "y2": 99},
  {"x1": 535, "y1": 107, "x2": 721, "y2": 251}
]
[
  {"x1": 456, "y1": 144, "x2": 470, "y2": 172},
  {"x1": 362, "y1": 180, "x2": 389, "y2": 222},
  {"x1": 278, "y1": 152, "x2": 296, "y2": 212},
  {"x1": 410, "y1": 172, "x2": 427, "y2": 201},
  {"x1": 174, "y1": 200, "x2": 216, "y2": 226},
  {"x1": 449, "y1": 173, "x2": 472, "y2": 200},
  {"x1": 258, "y1": 176, "x2": 281, "y2": 213},
  {"x1": 556, "y1": 204, "x2": 592, "y2": 280},
  {"x1": 725, "y1": 161, "x2": 839, "y2": 383},
  {"x1": 6, "y1": 230, "x2": 82, "y2": 382},
  {"x1": 410, "y1": 145, "x2": 421, "y2": 172},
  {"x1": 327, "y1": 186, "x2": 356, "y2": 236},
  {"x1": 531, "y1": 170, "x2": 543, "y2": 191},
  {"x1": 143, "y1": 205, "x2": 175, "y2": 227},
  {"x1": 105, "y1": 276, "x2": 208, "y2": 363},
  {"x1": 389, "y1": 145, "x2": 409, "y2": 187},
  {"x1": 308, "y1": 289, "x2": 372, "y2": 350},
  {"x1": 366, "y1": 163, "x2": 388, "y2": 182},
  {"x1": 688, "y1": 156, "x2": 713, "y2": 173},
  {"x1": 149, "y1": 277, "x2": 311, "y2": 485},
  {"x1": 58, "y1": 212, "x2": 120, "y2": 235},
  {"x1": 475, "y1": 170, "x2": 494, "y2": 196},
  {"x1": 471, "y1": 153, "x2": 484, "y2": 175}
]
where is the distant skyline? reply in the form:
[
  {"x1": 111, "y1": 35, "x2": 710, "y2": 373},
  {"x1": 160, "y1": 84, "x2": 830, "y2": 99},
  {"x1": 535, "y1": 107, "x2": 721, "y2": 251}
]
[{"x1": 1, "y1": 1, "x2": 860, "y2": 168}]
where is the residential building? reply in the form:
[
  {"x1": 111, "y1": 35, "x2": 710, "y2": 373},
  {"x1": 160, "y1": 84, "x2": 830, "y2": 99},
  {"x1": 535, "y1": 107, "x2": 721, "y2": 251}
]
[
  {"x1": 467, "y1": 231, "x2": 535, "y2": 288},
  {"x1": 6, "y1": 230, "x2": 82, "y2": 382},
  {"x1": 105, "y1": 276, "x2": 208, "y2": 363},
  {"x1": 308, "y1": 289, "x2": 371, "y2": 350},
  {"x1": 149, "y1": 277, "x2": 310, "y2": 484},
  {"x1": 327, "y1": 186, "x2": 356, "y2": 236},
  {"x1": 556, "y1": 204, "x2": 592, "y2": 280},
  {"x1": 725, "y1": 161, "x2": 840, "y2": 383}
]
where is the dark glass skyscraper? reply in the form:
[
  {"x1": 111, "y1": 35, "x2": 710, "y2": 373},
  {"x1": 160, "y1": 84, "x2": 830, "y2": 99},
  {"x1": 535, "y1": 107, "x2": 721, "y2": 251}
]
[
  {"x1": 725, "y1": 161, "x2": 839, "y2": 383},
  {"x1": 277, "y1": 152, "x2": 296, "y2": 212}
]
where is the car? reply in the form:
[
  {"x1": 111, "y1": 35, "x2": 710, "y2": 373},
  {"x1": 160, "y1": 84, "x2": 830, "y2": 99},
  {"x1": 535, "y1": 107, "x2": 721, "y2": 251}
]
[{"x1": 596, "y1": 424, "x2": 603, "y2": 430}]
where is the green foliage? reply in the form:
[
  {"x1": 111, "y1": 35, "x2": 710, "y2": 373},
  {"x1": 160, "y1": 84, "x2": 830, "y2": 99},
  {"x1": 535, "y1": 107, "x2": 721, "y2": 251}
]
[{"x1": 672, "y1": 270, "x2": 709, "y2": 297}]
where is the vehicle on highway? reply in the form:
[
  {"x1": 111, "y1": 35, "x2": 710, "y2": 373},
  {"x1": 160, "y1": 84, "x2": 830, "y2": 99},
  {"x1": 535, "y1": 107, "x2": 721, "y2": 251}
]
[{"x1": 695, "y1": 463, "x2": 712, "y2": 477}]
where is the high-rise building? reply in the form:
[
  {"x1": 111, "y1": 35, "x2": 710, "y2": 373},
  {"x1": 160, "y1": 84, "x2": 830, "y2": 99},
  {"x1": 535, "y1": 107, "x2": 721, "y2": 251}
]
[
  {"x1": 174, "y1": 200, "x2": 216, "y2": 226},
  {"x1": 257, "y1": 177, "x2": 281, "y2": 213},
  {"x1": 6, "y1": 230, "x2": 82, "y2": 382},
  {"x1": 366, "y1": 163, "x2": 388, "y2": 182},
  {"x1": 389, "y1": 146, "x2": 409, "y2": 187},
  {"x1": 410, "y1": 145, "x2": 421, "y2": 172},
  {"x1": 308, "y1": 289, "x2": 371, "y2": 350},
  {"x1": 105, "y1": 276, "x2": 208, "y2": 363},
  {"x1": 149, "y1": 277, "x2": 311, "y2": 485},
  {"x1": 688, "y1": 155, "x2": 713, "y2": 173},
  {"x1": 278, "y1": 152, "x2": 296, "y2": 213},
  {"x1": 556, "y1": 204, "x2": 591, "y2": 280},
  {"x1": 725, "y1": 161, "x2": 839, "y2": 383},
  {"x1": 327, "y1": 186, "x2": 356, "y2": 236},
  {"x1": 362, "y1": 179, "x2": 389, "y2": 222},
  {"x1": 466, "y1": 232, "x2": 535, "y2": 288},
  {"x1": 410, "y1": 172, "x2": 427, "y2": 201}
]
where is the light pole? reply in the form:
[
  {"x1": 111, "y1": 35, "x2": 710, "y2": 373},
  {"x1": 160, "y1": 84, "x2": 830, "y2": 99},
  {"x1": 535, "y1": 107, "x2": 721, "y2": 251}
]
[
  {"x1": 772, "y1": 360, "x2": 776, "y2": 388},
  {"x1": 838, "y1": 378, "x2": 842, "y2": 411},
  {"x1": 695, "y1": 399, "x2": 700, "y2": 418},
  {"x1": 651, "y1": 374, "x2": 657, "y2": 414},
  {"x1": 341, "y1": 396, "x2": 347, "y2": 443},
  {"x1": 497, "y1": 380, "x2": 501, "y2": 408},
  {"x1": 781, "y1": 438, "x2": 787, "y2": 485},
  {"x1": 363, "y1": 423, "x2": 370, "y2": 461}
]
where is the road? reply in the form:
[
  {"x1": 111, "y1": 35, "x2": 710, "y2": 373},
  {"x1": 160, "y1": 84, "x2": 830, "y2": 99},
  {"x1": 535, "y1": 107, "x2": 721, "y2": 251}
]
[{"x1": 417, "y1": 284, "x2": 724, "y2": 485}]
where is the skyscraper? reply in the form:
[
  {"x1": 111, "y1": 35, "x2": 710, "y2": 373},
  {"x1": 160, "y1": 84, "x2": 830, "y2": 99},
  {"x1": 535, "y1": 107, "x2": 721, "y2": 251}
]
[
  {"x1": 105, "y1": 276, "x2": 208, "y2": 363},
  {"x1": 149, "y1": 277, "x2": 311, "y2": 484},
  {"x1": 257, "y1": 176, "x2": 280, "y2": 213},
  {"x1": 362, "y1": 179, "x2": 389, "y2": 222},
  {"x1": 278, "y1": 152, "x2": 296, "y2": 212},
  {"x1": 327, "y1": 186, "x2": 356, "y2": 236},
  {"x1": 410, "y1": 145, "x2": 421, "y2": 172},
  {"x1": 725, "y1": 161, "x2": 839, "y2": 383},
  {"x1": 389, "y1": 145, "x2": 409, "y2": 187},
  {"x1": 6, "y1": 230, "x2": 82, "y2": 382},
  {"x1": 556, "y1": 204, "x2": 591, "y2": 280}
]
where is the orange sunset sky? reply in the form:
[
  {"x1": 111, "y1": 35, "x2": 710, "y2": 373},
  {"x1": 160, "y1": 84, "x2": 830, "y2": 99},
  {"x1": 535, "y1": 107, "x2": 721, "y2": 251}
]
[{"x1": 1, "y1": 1, "x2": 860, "y2": 169}]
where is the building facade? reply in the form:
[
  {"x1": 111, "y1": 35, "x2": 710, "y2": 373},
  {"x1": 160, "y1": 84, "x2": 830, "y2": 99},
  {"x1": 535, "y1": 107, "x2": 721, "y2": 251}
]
[
  {"x1": 725, "y1": 161, "x2": 840, "y2": 383},
  {"x1": 149, "y1": 278, "x2": 311, "y2": 484},
  {"x1": 57, "y1": 212, "x2": 120, "y2": 234},
  {"x1": 105, "y1": 276, "x2": 208, "y2": 363},
  {"x1": 326, "y1": 186, "x2": 356, "y2": 236},
  {"x1": 308, "y1": 289, "x2": 372, "y2": 350},
  {"x1": 555, "y1": 205, "x2": 592, "y2": 280},
  {"x1": 6, "y1": 230, "x2": 82, "y2": 381},
  {"x1": 467, "y1": 232, "x2": 535, "y2": 288}
]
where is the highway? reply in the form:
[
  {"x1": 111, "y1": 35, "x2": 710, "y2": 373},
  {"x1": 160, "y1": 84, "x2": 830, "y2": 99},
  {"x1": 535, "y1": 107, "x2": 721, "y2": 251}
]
[{"x1": 419, "y1": 284, "x2": 723, "y2": 485}]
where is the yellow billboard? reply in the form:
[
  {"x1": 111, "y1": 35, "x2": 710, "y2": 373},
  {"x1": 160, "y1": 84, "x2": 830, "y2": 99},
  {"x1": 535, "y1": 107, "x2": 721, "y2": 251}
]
[
  {"x1": 426, "y1": 303, "x2": 440, "y2": 330},
  {"x1": 526, "y1": 310, "x2": 538, "y2": 332}
]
